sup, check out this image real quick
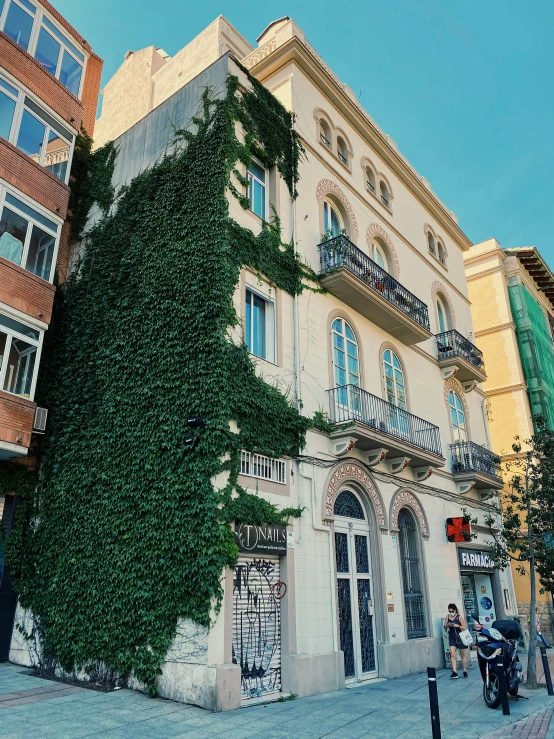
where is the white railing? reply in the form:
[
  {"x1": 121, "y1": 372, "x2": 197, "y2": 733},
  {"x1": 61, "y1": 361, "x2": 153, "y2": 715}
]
[{"x1": 240, "y1": 451, "x2": 287, "y2": 484}]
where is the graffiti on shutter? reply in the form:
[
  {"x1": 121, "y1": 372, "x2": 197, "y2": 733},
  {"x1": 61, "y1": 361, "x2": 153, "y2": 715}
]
[{"x1": 232, "y1": 557, "x2": 281, "y2": 700}]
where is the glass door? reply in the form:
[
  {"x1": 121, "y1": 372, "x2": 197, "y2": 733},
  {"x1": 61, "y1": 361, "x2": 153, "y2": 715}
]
[{"x1": 335, "y1": 521, "x2": 377, "y2": 680}]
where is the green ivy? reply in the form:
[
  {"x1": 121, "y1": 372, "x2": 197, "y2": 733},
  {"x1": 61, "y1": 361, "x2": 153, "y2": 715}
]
[{"x1": 9, "y1": 71, "x2": 322, "y2": 694}]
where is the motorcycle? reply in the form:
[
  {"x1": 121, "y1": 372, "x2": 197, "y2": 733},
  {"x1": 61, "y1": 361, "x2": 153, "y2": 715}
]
[{"x1": 471, "y1": 611, "x2": 524, "y2": 709}]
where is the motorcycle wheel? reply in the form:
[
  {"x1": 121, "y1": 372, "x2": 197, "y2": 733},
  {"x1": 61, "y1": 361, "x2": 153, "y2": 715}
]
[
  {"x1": 508, "y1": 684, "x2": 519, "y2": 697},
  {"x1": 483, "y1": 672, "x2": 502, "y2": 709}
]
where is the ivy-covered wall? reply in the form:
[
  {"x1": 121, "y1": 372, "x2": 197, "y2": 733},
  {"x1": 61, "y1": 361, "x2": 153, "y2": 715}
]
[{"x1": 8, "y1": 60, "x2": 322, "y2": 693}]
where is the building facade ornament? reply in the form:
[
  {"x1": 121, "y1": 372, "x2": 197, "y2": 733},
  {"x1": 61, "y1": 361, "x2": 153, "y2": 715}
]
[
  {"x1": 366, "y1": 224, "x2": 399, "y2": 277},
  {"x1": 325, "y1": 461, "x2": 386, "y2": 527},
  {"x1": 431, "y1": 280, "x2": 456, "y2": 329},
  {"x1": 242, "y1": 40, "x2": 277, "y2": 70},
  {"x1": 316, "y1": 179, "x2": 359, "y2": 241},
  {"x1": 389, "y1": 488, "x2": 430, "y2": 539}
]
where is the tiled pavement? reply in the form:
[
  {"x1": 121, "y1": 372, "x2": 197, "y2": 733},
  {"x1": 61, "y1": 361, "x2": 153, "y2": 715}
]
[{"x1": 1, "y1": 660, "x2": 554, "y2": 739}]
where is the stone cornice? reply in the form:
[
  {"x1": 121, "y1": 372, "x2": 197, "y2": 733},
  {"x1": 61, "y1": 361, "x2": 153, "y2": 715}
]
[
  {"x1": 243, "y1": 38, "x2": 473, "y2": 251},
  {"x1": 474, "y1": 321, "x2": 516, "y2": 337}
]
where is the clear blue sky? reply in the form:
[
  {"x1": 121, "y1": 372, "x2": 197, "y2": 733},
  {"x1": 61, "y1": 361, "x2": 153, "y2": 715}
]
[{"x1": 56, "y1": 0, "x2": 553, "y2": 263}]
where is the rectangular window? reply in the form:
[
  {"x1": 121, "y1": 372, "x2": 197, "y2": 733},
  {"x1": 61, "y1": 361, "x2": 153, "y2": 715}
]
[
  {"x1": 10, "y1": 95, "x2": 73, "y2": 183},
  {"x1": 0, "y1": 191, "x2": 59, "y2": 281},
  {"x1": 245, "y1": 287, "x2": 275, "y2": 362},
  {"x1": 0, "y1": 311, "x2": 41, "y2": 400},
  {"x1": 0, "y1": 2, "x2": 86, "y2": 98},
  {"x1": 247, "y1": 160, "x2": 267, "y2": 220},
  {"x1": 0, "y1": 88, "x2": 16, "y2": 141},
  {"x1": 240, "y1": 451, "x2": 286, "y2": 484},
  {"x1": 3, "y1": 0, "x2": 34, "y2": 51}
]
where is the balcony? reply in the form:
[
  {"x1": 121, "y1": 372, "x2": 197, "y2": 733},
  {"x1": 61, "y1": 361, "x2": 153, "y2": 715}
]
[
  {"x1": 318, "y1": 236, "x2": 431, "y2": 345},
  {"x1": 450, "y1": 441, "x2": 503, "y2": 496},
  {"x1": 436, "y1": 330, "x2": 486, "y2": 384},
  {"x1": 328, "y1": 385, "x2": 444, "y2": 468}
]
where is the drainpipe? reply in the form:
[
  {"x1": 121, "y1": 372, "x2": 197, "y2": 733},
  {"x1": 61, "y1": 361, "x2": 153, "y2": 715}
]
[
  {"x1": 481, "y1": 399, "x2": 492, "y2": 448},
  {"x1": 291, "y1": 122, "x2": 302, "y2": 409}
]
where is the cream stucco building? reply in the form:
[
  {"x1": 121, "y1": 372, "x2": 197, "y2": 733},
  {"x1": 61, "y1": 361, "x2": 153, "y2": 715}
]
[
  {"x1": 464, "y1": 239, "x2": 554, "y2": 642},
  {"x1": 11, "y1": 16, "x2": 517, "y2": 710}
]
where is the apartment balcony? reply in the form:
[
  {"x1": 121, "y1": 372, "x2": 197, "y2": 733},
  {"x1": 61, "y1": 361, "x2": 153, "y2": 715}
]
[
  {"x1": 436, "y1": 330, "x2": 486, "y2": 384},
  {"x1": 0, "y1": 391, "x2": 36, "y2": 460},
  {"x1": 450, "y1": 441, "x2": 503, "y2": 497},
  {"x1": 328, "y1": 384, "x2": 444, "y2": 469},
  {"x1": 318, "y1": 236, "x2": 431, "y2": 345}
]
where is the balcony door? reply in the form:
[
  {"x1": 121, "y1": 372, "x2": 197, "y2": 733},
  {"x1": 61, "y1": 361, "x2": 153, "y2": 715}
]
[
  {"x1": 334, "y1": 490, "x2": 377, "y2": 681},
  {"x1": 382, "y1": 349, "x2": 408, "y2": 438},
  {"x1": 331, "y1": 318, "x2": 360, "y2": 421}
]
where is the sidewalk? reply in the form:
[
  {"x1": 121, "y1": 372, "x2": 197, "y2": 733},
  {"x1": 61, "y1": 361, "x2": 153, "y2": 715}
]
[{"x1": 1, "y1": 659, "x2": 554, "y2": 738}]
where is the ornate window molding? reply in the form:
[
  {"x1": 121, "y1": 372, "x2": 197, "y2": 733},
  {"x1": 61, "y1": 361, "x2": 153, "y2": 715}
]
[
  {"x1": 324, "y1": 461, "x2": 387, "y2": 528},
  {"x1": 366, "y1": 224, "x2": 399, "y2": 278},
  {"x1": 431, "y1": 281, "x2": 456, "y2": 329},
  {"x1": 389, "y1": 488, "x2": 430, "y2": 539},
  {"x1": 316, "y1": 179, "x2": 359, "y2": 241}
]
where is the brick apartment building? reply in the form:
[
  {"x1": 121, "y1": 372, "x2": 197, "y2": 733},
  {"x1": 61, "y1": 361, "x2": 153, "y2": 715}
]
[{"x1": 0, "y1": 0, "x2": 102, "y2": 660}]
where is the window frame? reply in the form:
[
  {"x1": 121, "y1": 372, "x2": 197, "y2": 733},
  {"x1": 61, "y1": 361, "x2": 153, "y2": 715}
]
[
  {"x1": 247, "y1": 158, "x2": 269, "y2": 221},
  {"x1": 370, "y1": 239, "x2": 388, "y2": 271},
  {"x1": 436, "y1": 296, "x2": 448, "y2": 333},
  {"x1": 245, "y1": 285, "x2": 276, "y2": 364},
  {"x1": 323, "y1": 199, "x2": 343, "y2": 238},
  {"x1": 382, "y1": 348, "x2": 407, "y2": 410},
  {"x1": 448, "y1": 389, "x2": 468, "y2": 443},
  {"x1": 0, "y1": 0, "x2": 88, "y2": 98},
  {"x1": 0, "y1": 307, "x2": 43, "y2": 401},
  {"x1": 0, "y1": 71, "x2": 75, "y2": 184},
  {"x1": 397, "y1": 507, "x2": 428, "y2": 640},
  {"x1": 0, "y1": 182, "x2": 62, "y2": 282}
]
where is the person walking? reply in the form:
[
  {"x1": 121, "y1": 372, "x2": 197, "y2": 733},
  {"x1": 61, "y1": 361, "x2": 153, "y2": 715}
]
[{"x1": 444, "y1": 603, "x2": 469, "y2": 679}]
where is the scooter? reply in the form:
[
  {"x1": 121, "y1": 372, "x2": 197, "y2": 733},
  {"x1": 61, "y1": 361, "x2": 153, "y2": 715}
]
[{"x1": 472, "y1": 612, "x2": 524, "y2": 709}]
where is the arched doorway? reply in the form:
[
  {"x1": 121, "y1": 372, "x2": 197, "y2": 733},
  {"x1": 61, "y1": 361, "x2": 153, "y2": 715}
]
[{"x1": 334, "y1": 489, "x2": 378, "y2": 681}]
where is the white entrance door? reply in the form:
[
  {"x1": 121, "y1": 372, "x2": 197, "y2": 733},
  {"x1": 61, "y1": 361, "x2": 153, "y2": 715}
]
[
  {"x1": 232, "y1": 556, "x2": 281, "y2": 700},
  {"x1": 334, "y1": 490, "x2": 378, "y2": 681}
]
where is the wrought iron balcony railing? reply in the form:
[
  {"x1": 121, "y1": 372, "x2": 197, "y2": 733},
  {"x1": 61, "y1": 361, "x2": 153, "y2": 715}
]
[
  {"x1": 320, "y1": 133, "x2": 331, "y2": 147},
  {"x1": 328, "y1": 384, "x2": 442, "y2": 456},
  {"x1": 318, "y1": 236, "x2": 431, "y2": 332},
  {"x1": 450, "y1": 441, "x2": 501, "y2": 481},
  {"x1": 338, "y1": 150, "x2": 348, "y2": 165},
  {"x1": 435, "y1": 330, "x2": 484, "y2": 371}
]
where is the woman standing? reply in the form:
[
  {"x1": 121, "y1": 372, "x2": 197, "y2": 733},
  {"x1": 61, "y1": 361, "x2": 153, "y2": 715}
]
[{"x1": 444, "y1": 603, "x2": 469, "y2": 679}]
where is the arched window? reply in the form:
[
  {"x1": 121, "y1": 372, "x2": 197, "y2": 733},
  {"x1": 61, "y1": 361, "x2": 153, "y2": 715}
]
[
  {"x1": 370, "y1": 239, "x2": 388, "y2": 271},
  {"x1": 332, "y1": 318, "x2": 359, "y2": 411},
  {"x1": 320, "y1": 119, "x2": 331, "y2": 148},
  {"x1": 323, "y1": 199, "x2": 343, "y2": 238},
  {"x1": 436, "y1": 296, "x2": 448, "y2": 334},
  {"x1": 380, "y1": 181, "x2": 390, "y2": 207},
  {"x1": 366, "y1": 167, "x2": 376, "y2": 193},
  {"x1": 398, "y1": 508, "x2": 427, "y2": 639},
  {"x1": 437, "y1": 241, "x2": 446, "y2": 265},
  {"x1": 427, "y1": 231, "x2": 435, "y2": 255},
  {"x1": 337, "y1": 136, "x2": 348, "y2": 166},
  {"x1": 334, "y1": 490, "x2": 365, "y2": 519},
  {"x1": 383, "y1": 349, "x2": 406, "y2": 409},
  {"x1": 448, "y1": 390, "x2": 467, "y2": 442}
]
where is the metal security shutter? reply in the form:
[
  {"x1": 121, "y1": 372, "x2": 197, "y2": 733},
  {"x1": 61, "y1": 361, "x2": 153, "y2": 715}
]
[{"x1": 232, "y1": 556, "x2": 281, "y2": 701}]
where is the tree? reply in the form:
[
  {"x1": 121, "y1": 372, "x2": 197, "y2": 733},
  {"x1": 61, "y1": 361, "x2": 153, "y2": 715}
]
[{"x1": 484, "y1": 418, "x2": 554, "y2": 689}]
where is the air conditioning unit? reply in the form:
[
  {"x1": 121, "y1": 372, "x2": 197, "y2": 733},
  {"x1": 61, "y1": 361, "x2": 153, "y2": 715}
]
[{"x1": 33, "y1": 407, "x2": 48, "y2": 433}]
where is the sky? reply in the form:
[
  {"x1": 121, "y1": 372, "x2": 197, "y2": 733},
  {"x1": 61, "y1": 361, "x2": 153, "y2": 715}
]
[{"x1": 54, "y1": 0, "x2": 553, "y2": 264}]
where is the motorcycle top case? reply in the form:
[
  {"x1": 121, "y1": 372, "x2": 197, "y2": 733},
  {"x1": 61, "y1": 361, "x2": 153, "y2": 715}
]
[{"x1": 492, "y1": 620, "x2": 521, "y2": 640}]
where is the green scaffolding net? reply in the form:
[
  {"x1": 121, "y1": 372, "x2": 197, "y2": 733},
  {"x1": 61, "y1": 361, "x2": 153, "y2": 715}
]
[{"x1": 509, "y1": 282, "x2": 554, "y2": 430}]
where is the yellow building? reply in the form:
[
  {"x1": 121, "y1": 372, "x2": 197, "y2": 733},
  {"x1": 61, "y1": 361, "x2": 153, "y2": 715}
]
[{"x1": 464, "y1": 239, "x2": 554, "y2": 641}]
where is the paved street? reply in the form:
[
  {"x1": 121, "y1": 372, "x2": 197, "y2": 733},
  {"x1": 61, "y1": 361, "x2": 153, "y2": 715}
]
[{"x1": 1, "y1": 659, "x2": 554, "y2": 739}]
